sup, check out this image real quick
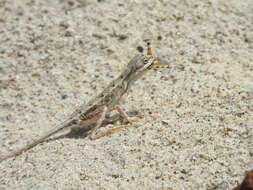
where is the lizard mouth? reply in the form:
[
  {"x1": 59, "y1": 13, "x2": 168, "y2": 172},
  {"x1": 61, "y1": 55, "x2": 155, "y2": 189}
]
[{"x1": 149, "y1": 58, "x2": 169, "y2": 70}]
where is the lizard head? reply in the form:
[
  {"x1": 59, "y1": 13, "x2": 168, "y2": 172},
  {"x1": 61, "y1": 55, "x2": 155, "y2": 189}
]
[
  {"x1": 125, "y1": 42, "x2": 168, "y2": 85},
  {"x1": 134, "y1": 42, "x2": 169, "y2": 74}
]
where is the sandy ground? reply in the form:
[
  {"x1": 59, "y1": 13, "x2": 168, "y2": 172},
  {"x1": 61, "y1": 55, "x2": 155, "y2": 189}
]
[{"x1": 0, "y1": 0, "x2": 253, "y2": 189}]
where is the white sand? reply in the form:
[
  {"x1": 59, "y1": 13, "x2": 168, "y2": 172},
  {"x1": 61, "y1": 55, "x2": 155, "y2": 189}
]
[{"x1": 0, "y1": 0, "x2": 253, "y2": 189}]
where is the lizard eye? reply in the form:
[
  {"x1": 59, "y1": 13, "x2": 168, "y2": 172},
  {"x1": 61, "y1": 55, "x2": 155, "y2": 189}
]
[{"x1": 144, "y1": 58, "x2": 149, "y2": 64}]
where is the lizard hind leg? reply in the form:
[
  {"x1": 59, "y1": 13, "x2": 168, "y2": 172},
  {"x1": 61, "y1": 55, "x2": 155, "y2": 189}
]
[{"x1": 86, "y1": 106, "x2": 108, "y2": 140}]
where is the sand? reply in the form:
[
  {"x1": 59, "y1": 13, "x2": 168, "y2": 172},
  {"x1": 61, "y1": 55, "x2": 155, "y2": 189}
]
[{"x1": 0, "y1": 0, "x2": 253, "y2": 189}]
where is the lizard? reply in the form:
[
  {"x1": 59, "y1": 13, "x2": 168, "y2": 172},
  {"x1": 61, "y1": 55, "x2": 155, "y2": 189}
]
[{"x1": 0, "y1": 42, "x2": 166, "y2": 162}]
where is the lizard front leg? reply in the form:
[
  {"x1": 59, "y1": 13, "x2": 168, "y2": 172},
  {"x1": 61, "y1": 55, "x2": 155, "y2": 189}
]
[{"x1": 114, "y1": 106, "x2": 139, "y2": 124}]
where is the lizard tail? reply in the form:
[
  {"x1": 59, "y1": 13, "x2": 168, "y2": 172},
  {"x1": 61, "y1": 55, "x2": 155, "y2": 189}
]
[{"x1": 0, "y1": 120, "x2": 76, "y2": 163}]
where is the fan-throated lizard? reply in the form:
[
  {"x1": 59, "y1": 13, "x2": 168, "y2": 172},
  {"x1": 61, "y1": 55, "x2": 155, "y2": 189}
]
[{"x1": 0, "y1": 42, "x2": 167, "y2": 162}]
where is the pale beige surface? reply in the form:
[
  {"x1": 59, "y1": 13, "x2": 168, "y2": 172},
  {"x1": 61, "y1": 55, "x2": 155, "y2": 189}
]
[{"x1": 0, "y1": 0, "x2": 253, "y2": 189}]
